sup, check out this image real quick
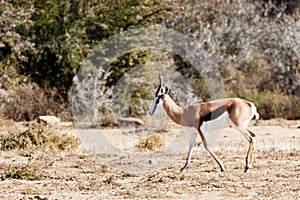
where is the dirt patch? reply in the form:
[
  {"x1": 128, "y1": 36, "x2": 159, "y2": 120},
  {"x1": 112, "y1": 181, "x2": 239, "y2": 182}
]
[{"x1": 0, "y1": 120, "x2": 300, "y2": 199}]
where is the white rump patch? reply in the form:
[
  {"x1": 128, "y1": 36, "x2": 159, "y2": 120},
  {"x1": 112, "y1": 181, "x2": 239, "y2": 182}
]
[{"x1": 245, "y1": 101, "x2": 259, "y2": 127}]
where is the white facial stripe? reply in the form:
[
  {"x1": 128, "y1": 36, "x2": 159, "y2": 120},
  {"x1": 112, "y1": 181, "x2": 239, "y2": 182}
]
[
  {"x1": 149, "y1": 99, "x2": 155, "y2": 115},
  {"x1": 149, "y1": 97, "x2": 159, "y2": 115},
  {"x1": 149, "y1": 97, "x2": 163, "y2": 115}
]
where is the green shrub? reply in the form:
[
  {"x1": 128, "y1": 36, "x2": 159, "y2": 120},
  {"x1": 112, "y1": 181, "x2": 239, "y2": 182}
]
[{"x1": 0, "y1": 123, "x2": 79, "y2": 151}]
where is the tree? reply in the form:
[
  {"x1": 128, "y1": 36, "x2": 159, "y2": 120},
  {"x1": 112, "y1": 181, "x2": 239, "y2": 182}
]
[{"x1": 0, "y1": 0, "x2": 35, "y2": 88}]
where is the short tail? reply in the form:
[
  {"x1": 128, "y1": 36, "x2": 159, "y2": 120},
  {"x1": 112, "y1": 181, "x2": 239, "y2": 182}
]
[
  {"x1": 247, "y1": 101, "x2": 259, "y2": 126},
  {"x1": 251, "y1": 103, "x2": 259, "y2": 126},
  {"x1": 254, "y1": 112, "x2": 259, "y2": 126}
]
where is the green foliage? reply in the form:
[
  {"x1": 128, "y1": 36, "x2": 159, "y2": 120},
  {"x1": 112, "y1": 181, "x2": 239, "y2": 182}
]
[
  {"x1": 0, "y1": 0, "x2": 34, "y2": 88},
  {"x1": 5, "y1": 162, "x2": 42, "y2": 180},
  {"x1": 136, "y1": 135, "x2": 164, "y2": 150},
  {"x1": 0, "y1": 123, "x2": 79, "y2": 151},
  {"x1": 0, "y1": 0, "x2": 172, "y2": 97},
  {"x1": 23, "y1": 0, "x2": 94, "y2": 97}
]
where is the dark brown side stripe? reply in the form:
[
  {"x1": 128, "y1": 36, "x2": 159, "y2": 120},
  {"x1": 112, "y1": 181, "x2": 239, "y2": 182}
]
[{"x1": 198, "y1": 105, "x2": 227, "y2": 130}]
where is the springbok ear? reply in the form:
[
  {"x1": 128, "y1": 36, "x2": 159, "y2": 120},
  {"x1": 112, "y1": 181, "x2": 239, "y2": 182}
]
[{"x1": 164, "y1": 84, "x2": 169, "y2": 94}]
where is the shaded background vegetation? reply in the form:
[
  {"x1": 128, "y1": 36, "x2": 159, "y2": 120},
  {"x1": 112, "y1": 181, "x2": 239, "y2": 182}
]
[{"x1": 0, "y1": 0, "x2": 299, "y2": 123}]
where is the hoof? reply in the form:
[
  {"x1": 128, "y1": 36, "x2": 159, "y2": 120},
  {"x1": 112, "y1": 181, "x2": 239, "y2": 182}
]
[
  {"x1": 180, "y1": 168, "x2": 186, "y2": 173},
  {"x1": 180, "y1": 163, "x2": 189, "y2": 173},
  {"x1": 221, "y1": 168, "x2": 226, "y2": 173},
  {"x1": 244, "y1": 166, "x2": 252, "y2": 173}
]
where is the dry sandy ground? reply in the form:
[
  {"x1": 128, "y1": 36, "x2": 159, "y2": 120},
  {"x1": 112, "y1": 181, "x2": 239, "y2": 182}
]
[{"x1": 0, "y1": 119, "x2": 300, "y2": 199}]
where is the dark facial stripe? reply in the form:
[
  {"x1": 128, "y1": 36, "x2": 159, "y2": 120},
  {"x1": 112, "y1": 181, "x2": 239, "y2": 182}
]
[
  {"x1": 151, "y1": 103, "x2": 157, "y2": 115},
  {"x1": 150, "y1": 96, "x2": 162, "y2": 115},
  {"x1": 155, "y1": 85, "x2": 161, "y2": 97}
]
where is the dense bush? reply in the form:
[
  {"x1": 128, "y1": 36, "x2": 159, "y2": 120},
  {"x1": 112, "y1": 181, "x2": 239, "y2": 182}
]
[
  {"x1": 0, "y1": 0, "x2": 171, "y2": 97},
  {"x1": 0, "y1": 0, "x2": 34, "y2": 89},
  {"x1": 164, "y1": 0, "x2": 300, "y2": 119},
  {"x1": 167, "y1": 0, "x2": 300, "y2": 95},
  {"x1": 0, "y1": 0, "x2": 299, "y2": 121},
  {"x1": 1, "y1": 83, "x2": 68, "y2": 121}
]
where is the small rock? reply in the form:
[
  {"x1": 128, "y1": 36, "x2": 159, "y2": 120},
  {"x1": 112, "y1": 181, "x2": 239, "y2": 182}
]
[
  {"x1": 38, "y1": 116, "x2": 60, "y2": 125},
  {"x1": 58, "y1": 122, "x2": 74, "y2": 127},
  {"x1": 118, "y1": 117, "x2": 144, "y2": 126},
  {"x1": 33, "y1": 195, "x2": 48, "y2": 200},
  {"x1": 149, "y1": 159, "x2": 158, "y2": 165}
]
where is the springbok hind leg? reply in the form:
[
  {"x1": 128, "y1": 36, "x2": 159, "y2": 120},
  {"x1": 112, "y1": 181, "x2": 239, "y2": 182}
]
[
  {"x1": 245, "y1": 128, "x2": 256, "y2": 173},
  {"x1": 180, "y1": 132, "x2": 197, "y2": 172},
  {"x1": 237, "y1": 126, "x2": 256, "y2": 173}
]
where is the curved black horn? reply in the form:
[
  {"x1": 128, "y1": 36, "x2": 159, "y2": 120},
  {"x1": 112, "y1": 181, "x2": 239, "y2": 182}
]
[
  {"x1": 155, "y1": 74, "x2": 163, "y2": 97},
  {"x1": 159, "y1": 74, "x2": 162, "y2": 85}
]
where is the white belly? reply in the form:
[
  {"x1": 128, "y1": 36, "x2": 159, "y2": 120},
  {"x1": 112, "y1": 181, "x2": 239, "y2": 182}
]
[{"x1": 201, "y1": 111, "x2": 231, "y2": 131}]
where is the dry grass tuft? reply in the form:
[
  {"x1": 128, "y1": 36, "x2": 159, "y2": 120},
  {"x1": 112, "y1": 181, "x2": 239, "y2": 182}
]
[
  {"x1": 136, "y1": 135, "x2": 164, "y2": 150},
  {"x1": 5, "y1": 162, "x2": 43, "y2": 180}
]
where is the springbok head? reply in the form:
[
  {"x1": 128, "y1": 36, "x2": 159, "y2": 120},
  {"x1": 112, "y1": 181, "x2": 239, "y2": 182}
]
[{"x1": 149, "y1": 74, "x2": 169, "y2": 116}]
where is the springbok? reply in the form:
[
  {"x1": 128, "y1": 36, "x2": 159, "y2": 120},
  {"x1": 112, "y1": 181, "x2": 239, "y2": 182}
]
[{"x1": 149, "y1": 75, "x2": 259, "y2": 173}]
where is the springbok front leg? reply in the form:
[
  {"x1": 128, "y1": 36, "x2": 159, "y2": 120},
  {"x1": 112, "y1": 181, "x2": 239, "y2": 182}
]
[
  {"x1": 199, "y1": 125, "x2": 226, "y2": 172},
  {"x1": 180, "y1": 132, "x2": 197, "y2": 172}
]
